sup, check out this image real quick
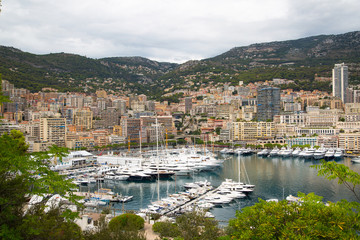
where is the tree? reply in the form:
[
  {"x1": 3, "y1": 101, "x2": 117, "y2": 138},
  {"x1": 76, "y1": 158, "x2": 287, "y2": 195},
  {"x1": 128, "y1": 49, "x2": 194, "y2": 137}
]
[
  {"x1": 227, "y1": 193, "x2": 360, "y2": 239},
  {"x1": 84, "y1": 215, "x2": 146, "y2": 240},
  {"x1": 108, "y1": 213, "x2": 144, "y2": 231},
  {"x1": 152, "y1": 221, "x2": 181, "y2": 238},
  {"x1": 215, "y1": 127, "x2": 221, "y2": 135},
  {"x1": 311, "y1": 160, "x2": 360, "y2": 201},
  {"x1": 226, "y1": 161, "x2": 360, "y2": 239},
  {"x1": 0, "y1": 130, "x2": 82, "y2": 239},
  {"x1": 176, "y1": 211, "x2": 223, "y2": 240}
]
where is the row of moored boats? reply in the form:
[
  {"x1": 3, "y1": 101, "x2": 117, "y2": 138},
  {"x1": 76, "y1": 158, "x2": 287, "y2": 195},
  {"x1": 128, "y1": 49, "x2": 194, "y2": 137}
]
[{"x1": 257, "y1": 147, "x2": 344, "y2": 160}]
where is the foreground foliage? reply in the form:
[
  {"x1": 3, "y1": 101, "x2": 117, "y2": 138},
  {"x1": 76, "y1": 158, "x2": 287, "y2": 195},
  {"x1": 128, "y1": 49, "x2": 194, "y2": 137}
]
[
  {"x1": 84, "y1": 215, "x2": 146, "y2": 240},
  {"x1": 152, "y1": 211, "x2": 223, "y2": 240},
  {"x1": 227, "y1": 193, "x2": 360, "y2": 239},
  {"x1": 0, "y1": 130, "x2": 82, "y2": 239},
  {"x1": 226, "y1": 160, "x2": 360, "y2": 239},
  {"x1": 108, "y1": 213, "x2": 145, "y2": 231}
]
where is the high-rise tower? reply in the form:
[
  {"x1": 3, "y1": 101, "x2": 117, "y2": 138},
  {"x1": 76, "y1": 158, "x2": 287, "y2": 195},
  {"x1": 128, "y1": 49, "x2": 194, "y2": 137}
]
[
  {"x1": 257, "y1": 87, "x2": 280, "y2": 121},
  {"x1": 332, "y1": 63, "x2": 348, "y2": 103}
]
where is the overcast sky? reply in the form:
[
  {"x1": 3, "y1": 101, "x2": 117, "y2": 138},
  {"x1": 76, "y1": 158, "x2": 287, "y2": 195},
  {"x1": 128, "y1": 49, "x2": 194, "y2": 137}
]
[{"x1": 0, "y1": 0, "x2": 359, "y2": 63}]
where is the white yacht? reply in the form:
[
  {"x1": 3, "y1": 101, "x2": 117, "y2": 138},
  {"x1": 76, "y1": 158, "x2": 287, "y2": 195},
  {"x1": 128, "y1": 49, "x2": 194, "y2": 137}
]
[
  {"x1": 324, "y1": 148, "x2": 335, "y2": 160},
  {"x1": 281, "y1": 148, "x2": 293, "y2": 158},
  {"x1": 291, "y1": 147, "x2": 301, "y2": 157},
  {"x1": 269, "y1": 147, "x2": 280, "y2": 157},
  {"x1": 298, "y1": 147, "x2": 308, "y2": 158},
  {"x1": 313, "y1": 148, "x2": 327, "y2": 160},
  {"x1": 220, "y1": 148, "x2": 229, "y2": 154},
  {"x1": 351, "y1": 157, "x2": 360, "y2": 163},
  {"x1": 303, "y1": 147, "x2": 316, "y2": 159},
  {"x1": 277, "y1": 147, "x2": 286, "y2": 157},
  {"x1": 257, "y1": 149, "x2": 269, "y2": 157},
  {"x1": 334, "y1": 149, "x2": 344, "y2": 159}
]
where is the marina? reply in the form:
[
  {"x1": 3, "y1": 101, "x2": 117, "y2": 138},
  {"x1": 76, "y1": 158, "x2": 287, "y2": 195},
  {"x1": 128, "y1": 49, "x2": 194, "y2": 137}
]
[{"x1": 65, "y1": 149, "x2": 360, "y2": 223}]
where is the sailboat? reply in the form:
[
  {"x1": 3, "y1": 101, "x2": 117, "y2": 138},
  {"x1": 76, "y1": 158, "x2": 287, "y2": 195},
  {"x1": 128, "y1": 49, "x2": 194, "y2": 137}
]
[{"x1": 218, "y1": 155, "x2": 255, "y2": 194}]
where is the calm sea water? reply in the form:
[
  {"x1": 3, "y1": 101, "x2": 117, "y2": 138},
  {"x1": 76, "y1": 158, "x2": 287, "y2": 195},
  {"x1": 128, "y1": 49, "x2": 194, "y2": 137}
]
[{"x1": 80, "y1": 154, "x2": 360, "y2": 223}]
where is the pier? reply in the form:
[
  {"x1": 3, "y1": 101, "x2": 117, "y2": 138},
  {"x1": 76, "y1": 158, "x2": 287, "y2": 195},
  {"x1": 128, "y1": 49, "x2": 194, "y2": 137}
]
[{"x1": 164, "y1": 185, "x2": 221, "y2": 216}]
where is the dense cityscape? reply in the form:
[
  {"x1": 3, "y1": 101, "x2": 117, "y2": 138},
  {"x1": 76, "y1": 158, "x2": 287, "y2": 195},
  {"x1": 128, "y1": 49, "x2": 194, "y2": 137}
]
[{"x1": 1, "y1": 63, "x2": 360, "y2": 154}]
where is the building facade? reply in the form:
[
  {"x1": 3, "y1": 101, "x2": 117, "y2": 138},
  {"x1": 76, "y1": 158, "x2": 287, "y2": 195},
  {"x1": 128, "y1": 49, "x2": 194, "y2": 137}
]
[
  {"x1": 40, "y1": 118, "x2": 66, "y2": 147},
  {"x1": 332, "y1": 63, "x2": 348, "y2": 103},
  {"x1": 257, "y1": 87, "x2": 280, "y2": 121}
]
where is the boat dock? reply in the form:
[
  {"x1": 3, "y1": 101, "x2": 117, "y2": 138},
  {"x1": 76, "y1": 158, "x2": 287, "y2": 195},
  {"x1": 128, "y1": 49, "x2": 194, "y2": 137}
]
[{"x1": 164, "y1": 186, "x2": 220, "y2": 216}]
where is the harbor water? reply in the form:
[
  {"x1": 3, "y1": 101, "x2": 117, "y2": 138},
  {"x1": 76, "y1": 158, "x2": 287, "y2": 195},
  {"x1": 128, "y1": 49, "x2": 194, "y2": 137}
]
[{"x1": 80, "y1": 154, "x2": 360, "y2": 223}]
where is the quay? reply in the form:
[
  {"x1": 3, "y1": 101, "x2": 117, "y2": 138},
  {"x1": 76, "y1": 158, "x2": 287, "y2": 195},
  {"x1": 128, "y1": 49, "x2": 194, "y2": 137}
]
[{"x1": 164, "y1": 185, "x2": 221, "y2": 216}]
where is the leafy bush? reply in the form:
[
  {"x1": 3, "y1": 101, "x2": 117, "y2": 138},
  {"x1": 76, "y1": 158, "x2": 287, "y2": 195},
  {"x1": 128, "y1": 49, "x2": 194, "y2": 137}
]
[
  {"x1": 108, "y1": 213, "x2": 144, "y2": 231},
  {"x1": 152, "y1": 221, "x2": 181, "y2": 238}
]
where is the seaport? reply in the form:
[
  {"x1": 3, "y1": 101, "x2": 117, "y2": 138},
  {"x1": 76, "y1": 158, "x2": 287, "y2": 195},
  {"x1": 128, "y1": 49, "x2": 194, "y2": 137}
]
[{"x1": 47, "y1": 146, "x2": 360, "y2": 222}]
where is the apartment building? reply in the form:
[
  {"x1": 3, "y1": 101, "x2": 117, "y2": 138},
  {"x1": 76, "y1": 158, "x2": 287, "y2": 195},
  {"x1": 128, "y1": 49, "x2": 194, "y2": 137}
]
[
  {"x1": 339, "y1": 133, "x2": 360, "y2": 151},
  {"x1": 74, "y1": 108, "x2": 93, "y2": 130},
  {"x1": 336, "y1": 122, "x2": 360, "y2": 133},
  {"x1": 233, "y1": 122, "x2": 275, "y2": 141},
  {"x1": 40, "y1": 118, "x2": 66, "y2": 147}
]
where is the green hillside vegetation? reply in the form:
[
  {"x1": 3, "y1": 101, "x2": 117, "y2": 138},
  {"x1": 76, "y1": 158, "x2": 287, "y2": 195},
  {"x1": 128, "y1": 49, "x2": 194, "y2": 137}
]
[{"x1": 1, "y1": 31, "x2": 360, "y2": 95}]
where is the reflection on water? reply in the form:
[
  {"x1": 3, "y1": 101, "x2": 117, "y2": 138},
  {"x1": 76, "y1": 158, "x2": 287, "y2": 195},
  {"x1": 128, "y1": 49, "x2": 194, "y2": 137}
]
[{"x1": 81, "y1": 154, "x2": 360, "y2": 223}]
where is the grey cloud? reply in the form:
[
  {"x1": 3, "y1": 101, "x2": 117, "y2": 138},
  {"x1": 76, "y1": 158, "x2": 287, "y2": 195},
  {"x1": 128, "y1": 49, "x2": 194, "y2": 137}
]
[{"x1": 0, "y1": 0, "x2": 359, "y2": 63}]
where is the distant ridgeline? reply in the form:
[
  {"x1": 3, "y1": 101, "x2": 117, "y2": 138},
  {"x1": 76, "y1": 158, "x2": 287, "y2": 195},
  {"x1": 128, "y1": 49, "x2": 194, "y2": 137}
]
[{"x1": 1, "y1": 31, "x2": 360, "y2": 96}]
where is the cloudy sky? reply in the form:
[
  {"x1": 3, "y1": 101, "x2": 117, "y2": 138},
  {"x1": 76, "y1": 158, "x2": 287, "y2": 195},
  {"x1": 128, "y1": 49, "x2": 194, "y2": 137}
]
[{"x1": 0, "y1": 0, "x2": 359, "y2": 63}]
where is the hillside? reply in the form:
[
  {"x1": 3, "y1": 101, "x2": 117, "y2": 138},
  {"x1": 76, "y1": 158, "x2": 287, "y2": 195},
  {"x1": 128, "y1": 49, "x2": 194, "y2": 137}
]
[
  {"x1": 1, "y1": 31, "x2": 360, "y2": 95},
  {"x1": 0, "y1": 47, "x2": 178, "y2": 94},
  {"x1": 159, "y1": 31, "x2": 360, "y2": 93}
]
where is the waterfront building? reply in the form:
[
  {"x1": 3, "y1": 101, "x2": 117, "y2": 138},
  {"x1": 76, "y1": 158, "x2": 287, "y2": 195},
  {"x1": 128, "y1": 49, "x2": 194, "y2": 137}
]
[
  {"x1": 339, "y1": 133, "x2": 360, "y2": 151},
  {"x1": 92, "y1": 130, "x2": 110, "y2": 146},
  {"x1": 233, "y1": 122, "x2": 275, "y2": 141},
  {"x1": 219, "y1": 129, "x2": 231, "y2": 142},
  {"x1": 257, "y1": 87, "x2": 280, "y2": 121},
  {"x1": 286, "y1": 137, "x2": 317, "y2": 147},
  {"x1": 317, "y1": 136, "x2": 339, "y2": 149},
  {"x1": 332, "y1": 63, "x2": 348, "y2": 103}
]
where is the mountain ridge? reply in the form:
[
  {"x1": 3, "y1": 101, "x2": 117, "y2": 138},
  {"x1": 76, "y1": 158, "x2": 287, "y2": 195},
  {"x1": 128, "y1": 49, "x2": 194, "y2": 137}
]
[{"x1": 1, "y1": 31, "x2": 360, "y2": 96}]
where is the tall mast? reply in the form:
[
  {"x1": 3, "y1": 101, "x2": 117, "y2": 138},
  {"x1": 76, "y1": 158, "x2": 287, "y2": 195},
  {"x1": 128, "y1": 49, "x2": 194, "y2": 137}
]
[
  {"x1": 238, "y1": 154, "x2": 241, "y2": 183},
  {"x1": 155, "y1": 117, "x2": 160, "y2": 201}
]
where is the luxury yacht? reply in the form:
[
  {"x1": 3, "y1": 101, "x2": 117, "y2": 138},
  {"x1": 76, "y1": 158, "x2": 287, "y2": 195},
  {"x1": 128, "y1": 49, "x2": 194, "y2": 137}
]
[
  {"x1": 303, "y1": 147, "x2": 316, "y2": 159},
  {"x1": 291, "y1": 147, "x2": 301, "y2": 157},
  {"x1": 313, "y1": 148, "x2": 327, "y2": 160},
  {"x1": 334, "y1": 149, "x2": 344, "y2": 159},
  {"x1": 257, "y1": 149, "x2": 269, "y2": 157},
  {"x1": 324, "y1": 148, "x2": 335, "y2": 160},
  {"x1": 269, "y1": 147, "x2": 280, "y2": 157}
]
